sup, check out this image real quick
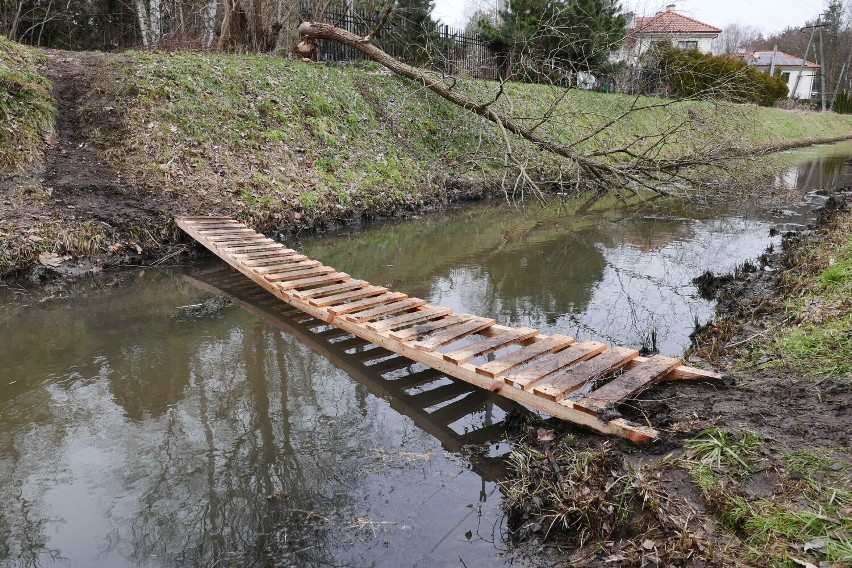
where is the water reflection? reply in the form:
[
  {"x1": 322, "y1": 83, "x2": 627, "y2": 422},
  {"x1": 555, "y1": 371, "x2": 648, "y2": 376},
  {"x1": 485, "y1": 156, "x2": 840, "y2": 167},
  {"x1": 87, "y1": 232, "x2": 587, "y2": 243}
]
[{"x1": 0, "y1": 267, "x2": 522, "y2": 568}]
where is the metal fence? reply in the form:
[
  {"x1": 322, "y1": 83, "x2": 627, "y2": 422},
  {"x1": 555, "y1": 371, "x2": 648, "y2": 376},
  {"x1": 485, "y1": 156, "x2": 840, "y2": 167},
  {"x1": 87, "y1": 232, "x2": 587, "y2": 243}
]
[{"x1": 298, "y1": 1, "x2": 499, "y2": 80}]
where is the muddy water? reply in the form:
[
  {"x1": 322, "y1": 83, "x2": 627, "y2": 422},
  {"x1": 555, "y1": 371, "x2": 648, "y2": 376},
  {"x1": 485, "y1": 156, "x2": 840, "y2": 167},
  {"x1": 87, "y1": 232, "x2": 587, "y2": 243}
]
[{"x1": 1, "y1": 143, "x2": 850, "y2": 567}]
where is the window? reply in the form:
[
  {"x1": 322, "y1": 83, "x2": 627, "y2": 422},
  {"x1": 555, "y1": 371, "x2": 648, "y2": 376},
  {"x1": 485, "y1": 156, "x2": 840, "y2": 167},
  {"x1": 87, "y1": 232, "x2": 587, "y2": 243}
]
[
  {"x1": 781, "y1": 72, "x2": 791, "y2": 84},
  {"x1": 676, "y1": 40, "x2": 698, "y2": 50}
]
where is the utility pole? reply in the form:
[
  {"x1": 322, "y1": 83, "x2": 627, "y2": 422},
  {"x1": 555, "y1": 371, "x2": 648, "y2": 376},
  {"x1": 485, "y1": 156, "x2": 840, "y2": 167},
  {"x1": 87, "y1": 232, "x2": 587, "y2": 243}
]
[
  {"x1": 794, "y1": 20, "x2": 821, "y2": 100},
  {"x1": 819, "y1": 24, "x2": 827, "y2": 111}
]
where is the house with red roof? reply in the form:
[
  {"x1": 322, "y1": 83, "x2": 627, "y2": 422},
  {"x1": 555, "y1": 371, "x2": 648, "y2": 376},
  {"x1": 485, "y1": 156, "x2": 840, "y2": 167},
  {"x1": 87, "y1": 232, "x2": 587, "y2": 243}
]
[
  {"x1": 616, "y1": 3, "x2": 721, "y2": 63},
  {"x1": 743, "y1": 51, "x2": 820, "y2": 100}
]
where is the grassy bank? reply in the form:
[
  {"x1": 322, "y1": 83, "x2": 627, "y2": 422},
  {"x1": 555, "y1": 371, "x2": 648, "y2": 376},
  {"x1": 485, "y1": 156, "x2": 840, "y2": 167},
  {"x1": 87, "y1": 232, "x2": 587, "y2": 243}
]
[
  {"x1": 2, "y1": 41, "x2": 852, "y2": 276},
  {"x1": 0, "y1": 36, "x2": 55, "y2": 170}
]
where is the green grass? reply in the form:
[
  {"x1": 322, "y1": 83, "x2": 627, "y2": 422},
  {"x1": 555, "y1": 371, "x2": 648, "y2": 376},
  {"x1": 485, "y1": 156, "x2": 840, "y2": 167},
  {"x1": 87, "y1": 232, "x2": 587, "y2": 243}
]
[
  {"x1": 0, "y1": 35, "x2": 56, "y2": 169},
  {"x1": 762, "y1": 216, "x2": 852, "y2": 377},
  {"x1": 682, "y1": 429, "x2": 852, "y2": 566}
]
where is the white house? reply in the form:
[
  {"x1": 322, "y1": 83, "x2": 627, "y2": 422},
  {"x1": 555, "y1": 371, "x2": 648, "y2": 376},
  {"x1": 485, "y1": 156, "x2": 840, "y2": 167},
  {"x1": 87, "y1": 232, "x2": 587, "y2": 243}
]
[
  {"x1": 617, "y1": 3, "x2": 721, "y2": 64},
  {"x1": 743, "y1": 51, "x2": 820, "y2": 100}
]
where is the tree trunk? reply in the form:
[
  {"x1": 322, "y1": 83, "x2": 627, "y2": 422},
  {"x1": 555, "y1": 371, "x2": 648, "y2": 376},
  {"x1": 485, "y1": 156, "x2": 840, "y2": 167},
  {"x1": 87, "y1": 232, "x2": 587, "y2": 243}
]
[
  {"x1": 202, "y1": 0, "x2": 217, "y2": 48},
  {"x1": 135, "y1": 0, "x2": 151, "y2": 47},
  {"x1": 216, "y1": 0, "x2": 232, "y2": 50},
  {"x1": 149, "y1": 0, "x2": 161, "y2": 46}
]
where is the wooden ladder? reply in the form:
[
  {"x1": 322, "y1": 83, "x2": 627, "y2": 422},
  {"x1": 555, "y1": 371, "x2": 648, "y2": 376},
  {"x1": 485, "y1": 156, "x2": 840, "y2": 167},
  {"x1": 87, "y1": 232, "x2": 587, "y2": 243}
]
[{"x1": 176, "y1": 216, "x2": 721, "y2": 442}]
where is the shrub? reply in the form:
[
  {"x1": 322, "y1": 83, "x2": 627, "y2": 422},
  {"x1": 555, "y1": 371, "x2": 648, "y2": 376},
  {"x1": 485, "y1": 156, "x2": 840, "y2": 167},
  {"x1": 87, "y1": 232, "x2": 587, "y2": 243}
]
[{"x1": 645, "y1": 45, "x2": 790, "y2": 107}]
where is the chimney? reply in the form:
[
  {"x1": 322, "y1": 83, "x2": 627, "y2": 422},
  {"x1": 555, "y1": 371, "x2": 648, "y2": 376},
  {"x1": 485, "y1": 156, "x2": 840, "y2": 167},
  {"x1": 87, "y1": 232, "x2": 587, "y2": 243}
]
[{"x1": 666, "y1": 3, "x2": 676, "y2": 10}]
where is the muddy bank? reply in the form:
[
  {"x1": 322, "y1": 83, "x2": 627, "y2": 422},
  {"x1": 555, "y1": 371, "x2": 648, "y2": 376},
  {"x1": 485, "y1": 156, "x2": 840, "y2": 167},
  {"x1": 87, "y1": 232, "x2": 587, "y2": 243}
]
[{"x1": 501, "y1": 192, "x2": 852, "y2": 567}]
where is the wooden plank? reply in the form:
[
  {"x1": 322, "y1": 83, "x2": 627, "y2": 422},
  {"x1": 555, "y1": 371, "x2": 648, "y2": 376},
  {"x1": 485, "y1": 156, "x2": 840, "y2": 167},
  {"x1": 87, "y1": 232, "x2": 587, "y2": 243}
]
[
  {"x1": 346, "y1": 297, "x2": 427, "y2": 324},
  {"x1": 366, "y1": 306, "x2": 453, "y2": 332},
  {"x1": 232, "y1": 249, "x2": 293, "y2": 260},
  {"x1": 412, "y1": 317, "x2": 496, "y2": 352},
  {"x1": 196, "y1": 228, "x2": 255, "y2": 237},
  {"x1": 251, "y1": 256, "x2": 311, "y2": 271},
  {"x1": 265, "y1": 266, "x2": 336, "y2": 282},
  {"x1": 389, "y1": 314, "x2": 472, "y2": 341},
  {"x1": 241, "y1": 253, "x2": 303, "y2": 267},
  {"x1": 327, "y1": 292, "x2": 407, "y2": 316},
  {"x1": 277, "y1": 272, "x2": 350, "y2": 291},
  {"x1": 208, "y1": 235, "x2": 271, "y2": 244},
  {"x1": 176, "y1": 216, "x2": 236, "y2": 222},
  {"x1": 218, "y1": 239, "x2": 278, "y2": 248},
  {"x1": 309, "y1": 285, "x2": 386, "y2": 307},
  {"x1": 195, "y1": 224, "x2": 248, "y2": 231},
  {"x1": 505, "y1": 340, "x2": 607, "y2": 390},
  {"x1": 254, "y1": 260, "x2": 320, "y2": 274},
  {"x1": 574, "y1": 355, "x2": 682, "y2": 416},
  {"x1": 220, "y1": 243, "x2": 284, "y2": 254},
  {"x1": 476, "y1": 334, "x2": 576, "y2": 378},
  {"x1": 292, "y1": 280, "x2": 368, "y2": 299},
  {"x1": 533, "y1": 347, "x2": 640, "y2": 402},
  {"x1": 443, "y1": 328, "x2": 539, "y2": 365}
]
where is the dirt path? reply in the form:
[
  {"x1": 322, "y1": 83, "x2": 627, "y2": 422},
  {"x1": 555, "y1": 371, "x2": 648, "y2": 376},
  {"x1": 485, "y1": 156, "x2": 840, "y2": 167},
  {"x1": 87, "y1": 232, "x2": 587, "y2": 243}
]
[{"x1": 40, "y1": 51, "x2": 166, "y2": 226}]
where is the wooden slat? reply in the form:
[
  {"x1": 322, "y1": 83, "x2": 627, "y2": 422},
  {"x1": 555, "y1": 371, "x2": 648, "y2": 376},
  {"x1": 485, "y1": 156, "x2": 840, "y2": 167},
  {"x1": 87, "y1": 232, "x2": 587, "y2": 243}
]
[
  {"x1": 265, "y1": 266, "x2": 336, "y2": 282},
  {"x1": 309, "y1": 285, "x2": 386, "y2": 307},
  {"x1": 208, "y1": 235, "x2": 271, "y2": 244},
  {"x1": 533, "y1": 347, "x2": 640, "y2": 401},
  {"x1": 241, "y1": 253, "x2": 302, "y2": 267},
  {"x1": 277, "y1": 272, "x2": 350, "y2": 291},
  {"x1": 389, "y1": 314, "x2": 471, "y2": 341},
  {"x1": 346, "y1": 297, "x2": 427, "y2": 323},
  {"x1": 254, "y1": 260, "x2": 319, "y2": 274},
  {"x1": 220, "y1": 243, "x2": 283, "y2": 253},
  {"x1": 328, "y1": 292, "x2": 407, "y2": 316},
  {"x1": 180, "y1": 216, "x2": 237, "y2": 222},
  {"x1": 476, "y1": 334, "x2": 576, "y2": 378},
  {"x1": 411, "y1": 317, "x2": 496, "y2": 352},
  {"x1": 443, "y1": 328, "x2": 538, "y2": 365},
  {"x1": 196, "y1": 228, "x2": 255, "y2": 236},
  {"x1": 574, "y1": 355, "x2": 682, "y2": 416},
  {"x1": 505, "y1": 340, "x2": 607, "y2": 389},
  {"x1": 292, "y1": 280, "x2": 367, "y2": 299},
  {"x1": 195, "y1": 224, "x2": 248, "y2": 232},
  {"x1": 232, "y1": 250, "x2": 292, "y2": 260},
  {"x1": 366, "y1": 306, "x2": 453, "y2": 332}
]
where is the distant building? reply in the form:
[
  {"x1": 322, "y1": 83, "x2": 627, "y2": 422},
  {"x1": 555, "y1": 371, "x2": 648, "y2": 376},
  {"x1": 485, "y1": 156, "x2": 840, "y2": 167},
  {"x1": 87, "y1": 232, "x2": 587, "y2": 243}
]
[
  {"x1": 617, "y1": 3, "x2": 721, "y2": 64},
  {"x1": 743, "y1": 51, "x2": 820, "y2": 100}
]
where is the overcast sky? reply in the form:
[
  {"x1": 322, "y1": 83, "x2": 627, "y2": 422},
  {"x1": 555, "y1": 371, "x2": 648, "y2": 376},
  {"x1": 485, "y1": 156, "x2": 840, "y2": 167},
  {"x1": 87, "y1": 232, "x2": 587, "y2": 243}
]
[{"x1": 433, "y1": 0, "x2": 826, "y2": 35}]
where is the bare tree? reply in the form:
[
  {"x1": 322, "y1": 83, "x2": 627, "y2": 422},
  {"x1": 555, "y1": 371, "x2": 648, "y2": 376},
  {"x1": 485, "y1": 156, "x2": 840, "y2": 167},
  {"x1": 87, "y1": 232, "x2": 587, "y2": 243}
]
[{"x1": 712, "y1": 23, "x2": 763, "y2": 55}]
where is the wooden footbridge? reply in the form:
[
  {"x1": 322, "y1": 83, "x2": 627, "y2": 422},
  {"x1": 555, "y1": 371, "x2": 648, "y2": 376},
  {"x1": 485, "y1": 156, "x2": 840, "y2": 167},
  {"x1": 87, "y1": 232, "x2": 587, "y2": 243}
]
[{"x1": 177, "y1": 216, "x2": 720, "y2": 442}]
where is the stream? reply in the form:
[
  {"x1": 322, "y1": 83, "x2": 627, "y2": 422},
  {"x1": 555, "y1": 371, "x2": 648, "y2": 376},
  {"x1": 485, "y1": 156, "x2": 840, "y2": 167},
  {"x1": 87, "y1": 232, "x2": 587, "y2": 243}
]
[{"x1": 1, "y1": 142, "x2": 850, "y2": 567}]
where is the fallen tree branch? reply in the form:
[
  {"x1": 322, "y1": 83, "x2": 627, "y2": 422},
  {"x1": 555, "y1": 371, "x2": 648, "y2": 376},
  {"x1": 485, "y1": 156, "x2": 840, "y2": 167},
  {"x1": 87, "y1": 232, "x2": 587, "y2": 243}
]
[{"x1": 297, "y1": 21, "x2": 729, "y2": 196}]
